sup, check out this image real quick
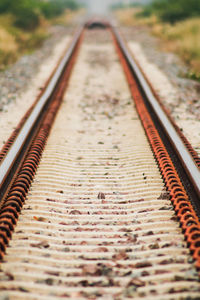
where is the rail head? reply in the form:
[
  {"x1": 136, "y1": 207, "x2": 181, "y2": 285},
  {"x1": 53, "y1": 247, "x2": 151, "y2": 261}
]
[
  {"x1": 111, "y1": 25, "x2": 200, "y2": 201},
  {"x1": 0, "y1": 26, "x2": 84, "y2": 203}
]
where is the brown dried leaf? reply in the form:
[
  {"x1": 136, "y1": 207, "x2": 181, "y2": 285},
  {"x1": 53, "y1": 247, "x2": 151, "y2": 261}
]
[
  {"x1": 94, "y1": 247, "x2": 108, "y2": 252},
  {"x1": 69, "y1": 210, "x2": 82, "y2": 215},
  {"x1": 80, "y1": 241, "x2": 88, "y2": 245},
  {"x1": 158, "y1": 191, "x2": 170, "y2": 200},
  {"x1": 76, "y1": 156, "x2": 83, "y2": 160},
  {"x1": 112, "y1": 251, "x2": 128, "y2": 261},
  {"x1": 82, "y1": 264, "x2": 98, "y2": 275},
  {"x1": 0, "y1": 272, "x2": 14, "y2": 281},
  {"x1": 30, "y1": 240, "x2": 49, "y2": 249},
  {"x1": 159, "y1": 258, "x2": 173, "y2": 265},
  {"x1": 59, "y1": 222, "x2": 68, "y2": 226},
  {"x1": 98, "y1": 192, "x2": 105, "y2": 199},
  {"x1": 135, "y1": 261, "x2": 152, "y2": 268},
  {"x1": 33, "y1": 216, "x2": 47, "y2": 222},
  {"x1": 127, "y1": 234, "x2": 138, "y2": 242},
  {"x1": 149, "y1": 243, "x2": 159, "y2": 249},
  {"x1": 155, "y1": 269, "x2": 169, "y2": 275},
  {"x1": 46, "y1": 198, "x2": 56, "y2": 202},
  {"x1": 127, "y1": 278, "x2": 146, "y2": 287},
  {"x1": 18, "y1": 287, "x2": 29, "y2": 293},
  {"x1": 144, "y1": 231, "x2": 154, "y2": 236},
  {"x1": 78, "y1": 130, "x2": 85, "y2": 134},
  {"x1": 45, "y1": 271, "x2": 60, "y2": 276},
  {"x1": 102, "y1": 199, "x2": 108, "y2": 204}
]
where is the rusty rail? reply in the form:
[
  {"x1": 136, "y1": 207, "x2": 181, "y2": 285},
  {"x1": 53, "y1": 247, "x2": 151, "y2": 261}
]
[
  {"x1": 111, "y1": 25, "x2": 200, "y2": 205},
  {"x1": 0, "y1": 21, "x2": 199, "y2": 299},
  {"x1": 0, "y1": 27, "x2": 83, "y2": 206},
  {"x1": 111, "y1": 24, "x2": 200, "y2": 269}
]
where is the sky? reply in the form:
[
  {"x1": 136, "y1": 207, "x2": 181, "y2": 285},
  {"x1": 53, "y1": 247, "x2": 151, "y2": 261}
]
[
  {"x1": 87, "y1": 0, "x2": 112, "y2": 14},
  {"x1": 77, "y1": 0, "x2": 152, "y2": 15},
  {"x1": 78, "y1": 0, "x2": 113, "y2": 14}
]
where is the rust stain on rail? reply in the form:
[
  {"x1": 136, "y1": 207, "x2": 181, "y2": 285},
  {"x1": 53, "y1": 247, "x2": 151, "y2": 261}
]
[
  {"x1": 122, "y1": 42, "x2": 200, "y2": 171},
  {"x1": 112, "y1": 31, "x2": 200, "y2": 271},
  {"x1": 0, "y1": 31, "x2": 83, "y2": 259}
]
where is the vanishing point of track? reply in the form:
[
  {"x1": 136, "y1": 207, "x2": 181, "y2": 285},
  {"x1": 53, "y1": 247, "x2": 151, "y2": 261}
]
[{"x1": 0, "y1": 21, "x2": 200, "y2": 299}]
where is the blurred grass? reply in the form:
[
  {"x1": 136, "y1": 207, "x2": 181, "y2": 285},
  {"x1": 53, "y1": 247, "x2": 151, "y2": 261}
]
[
  {"x1": 0, "y1": 13, "x2": 49, "y2": 70},
  {"x1": 115, "y1": 8, "x2": 157, "y2": 26},
  {"x1": 115, "y1": 8, "x2": 200, "y2": 78},
  {"x1": 50, "y1": 8, "x2": 84, "y2": 26},
  {"x1": 0, "y1": 8, "x2": 82, "y2": 70},
  {"x1": 153, "y1": 18, "x2": 200, "y2": 73}
]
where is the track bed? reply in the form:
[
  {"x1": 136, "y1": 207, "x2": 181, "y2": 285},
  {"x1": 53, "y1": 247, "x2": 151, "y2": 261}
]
[{"x1": 0, "y1": 28, "x2": 200, "y2": 299}]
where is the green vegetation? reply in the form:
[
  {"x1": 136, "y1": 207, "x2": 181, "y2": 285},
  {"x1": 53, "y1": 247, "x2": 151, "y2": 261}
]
[
  {"x1": 135, "y1": 0, "x2": 200, "y2": 78},
  {"x1": 0, "y1": 0, "x2": 79, "y2": 69},
  {"x1": 138, "y1": 0, "x2": 200, "y2": 24},
  {"x1": 0, "y1": 0, "x2": 79, "y2": 30},
  {"x1": 114, "y1": 1, "x2": 200, "y2": 79},
  {"x1": 40, "y1": 0, "x2": 79, "y2": 20},
  {"x1": 154, "y1": 18, "x2": 200, "y2": 77},
  {"x1": 186, "y1": 71, "x2": 200, "y2": 82}
]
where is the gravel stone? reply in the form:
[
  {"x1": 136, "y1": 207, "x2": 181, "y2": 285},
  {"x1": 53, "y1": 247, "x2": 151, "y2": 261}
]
[
  {"x1": 0, "y1": 25, "x2": 73, "y2": 110},
  {"x1": 120, "y1": 25, "x2": 200, "y2": 155}
]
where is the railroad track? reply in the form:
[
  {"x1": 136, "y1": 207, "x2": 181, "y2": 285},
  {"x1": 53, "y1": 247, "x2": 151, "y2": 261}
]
[{"x1": 0, "y1": 21, "x2": 200, "y2": 299}]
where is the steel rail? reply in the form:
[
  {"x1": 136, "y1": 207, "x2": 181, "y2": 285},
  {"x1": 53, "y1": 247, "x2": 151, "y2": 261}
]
[
  {"x1": 0, "y1": 26, "x2": 83, "y2": 202},
  {"x1": 112, "y1": 25, "x2": 200, "y2": 201}
]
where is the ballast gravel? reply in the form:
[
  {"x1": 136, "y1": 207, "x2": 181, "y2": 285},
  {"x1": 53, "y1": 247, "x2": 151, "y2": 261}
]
[
  {"x1": 0, "y1": 26, "x2": 73, "y2": 110},
  {"x1": 0, "y1": 26, "x2": 72, "y2": 151},
  {"x1": 120, "y1": 26, "x2": 200, "y2": 156},
  {"x1": 0, "y1": 29, "x2": 199, "y2": 300}
]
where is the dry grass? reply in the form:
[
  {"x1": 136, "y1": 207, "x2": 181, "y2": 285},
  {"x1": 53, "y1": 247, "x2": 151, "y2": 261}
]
[
  {"x1": 153, "y1": 18, "x2": 200, "y2": 72},
  {"x1": 0, "y1": 14, "x2": 19, "y2": 68},
  {"x1": 0, "y1": 27, "x2": 17, "y2": 52},
  {"x1": 114, "y1": 9, "x2": 200, "y2": 75},
  {"x1": 0, "y1": 9, "x2": 83, "y2": 70},
  {"x1": 50, "y1": 8, "x2": 85, "y2": 26},
  {"x1": 115, "y1": 8, "x2": 139, "y2": 26},
  {"x1": 0, "y1": 14, "x2": 48, "y2": 69},
  {"x1": 114, "y1": 8, "x2": 157, "y2": 26}
]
